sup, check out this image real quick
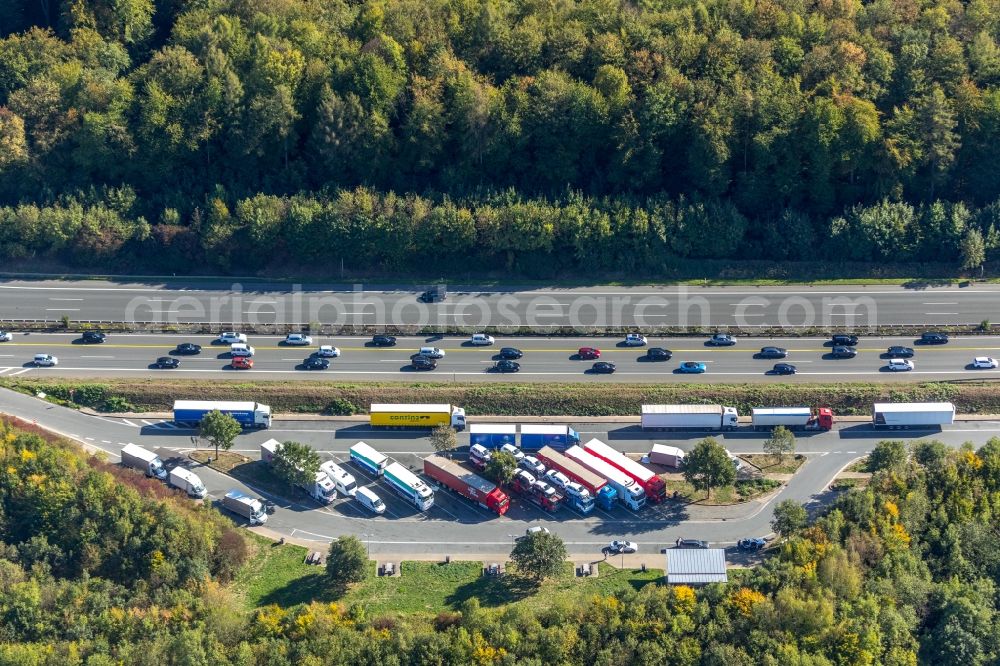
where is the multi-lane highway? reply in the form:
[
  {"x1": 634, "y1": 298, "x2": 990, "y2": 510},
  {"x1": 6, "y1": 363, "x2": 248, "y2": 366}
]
[
  {"x1": 2, "y1": 332, "x2": 1000, "y2": 382},
  {"x1": 2, "y1": 278, "x2": 999, "y2": 327},
  {"x1": 1, "y1": 388, "x2": 997, "y2": 558}
]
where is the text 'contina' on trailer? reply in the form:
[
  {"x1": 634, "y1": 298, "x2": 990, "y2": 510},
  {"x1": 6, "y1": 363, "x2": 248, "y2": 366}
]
[
  {"x1": 468, "y1": 424, "x2": 517, "y2": 449},
  {"x1": 260, "y1": 439, "x2": 337, "y2": 504},
  {"x1": 535, "y1": 446, "x2": 617, "y2": 511},
  {"x1": 173, "y1": 400, "x2": 271, "y2": 429},
  {"x1": 519, "y1": 425, "x2": 581, "y2": 450},
  {"x1": 641, "y1": 404, "x2": 739, "y2": 431},
  {"x1": 120, "y1": 443, "x2": 167, "y2": 480},
  {"x1": 168, "y1": 466, "x2": 206, "y2": 498},
  {"x1": 423, "y1": 455, "x2": 510, "y2": 515},
  {"x1": 751, "y1": 407, "x2": 834, "y2": 431},
  {"x1": 349, "y1": 441, "x2": 388, "y2": 476},
  {"x1": 872, "y1": 402, "x2": 956, "y2": 428},
  {"x1": 383, "y1": 462, "x2": 434, "y2": 511},
  {"x1": 582, "y1": 438, "x2": 667, "y2": 503},
  {"x1": 564, "y1": 445, "x2": 646, "y2": 510},
  {"x1": 221, "y1": 489, "x2": 268, "y2": 525},
  {"x1": 369, "y1": 403, "x2": 466, "y2": 430}
]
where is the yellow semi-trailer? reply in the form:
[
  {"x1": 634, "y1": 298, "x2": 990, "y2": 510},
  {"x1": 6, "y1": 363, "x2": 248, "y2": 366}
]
[{"x1": 369, "y1": 403, "x2": 467, "y2": 430}]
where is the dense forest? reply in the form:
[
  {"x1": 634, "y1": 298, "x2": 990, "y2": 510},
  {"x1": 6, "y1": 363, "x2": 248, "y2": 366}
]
[
  {"x1": 3, "y1": 0, "x2": 1000, "y2": 274},
  {"x1": 1, "y1": 417, "x2": 999, "y2": 664}
]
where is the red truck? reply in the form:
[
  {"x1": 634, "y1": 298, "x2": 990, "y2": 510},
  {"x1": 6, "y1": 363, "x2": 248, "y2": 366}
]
[
  {"x1": 510, "y1": 470, "x2": 563, "y2": 512},
  {"x1": 581, "y1": 438, "x2": 667, "y2": 503},
  {"x1": 423, "y1": 455, "x2": 509, "y2": 515},
  {"x1": 536, "y1": 445, "x2": 617, "y2": 510}
]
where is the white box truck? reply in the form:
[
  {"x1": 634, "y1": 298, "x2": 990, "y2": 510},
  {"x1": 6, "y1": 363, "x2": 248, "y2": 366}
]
[
  {"x1": 260, "y1": 439, "x2": 337, "y2": 503},
  {"x1": 872, "y1": 402, "x2": 955, "y2": 428},
  {"x1": 168, "y1": 467, "x2": 207, "y2": 498},
  {"x1": 121, "y1": 444, "x2": 167, "y2": 480},
  {"x1": 563, "y1": 445, "x2": 646, "y2": 511},
  {"x1": 221, "y1": 489, "x2": 268, "y2": 525},
  {"x1": 648, "y1": 444, "x2": 685, "y2": 468},
  {"x1": 641, "y1": 404, "x2": 739, "y2": 431}
]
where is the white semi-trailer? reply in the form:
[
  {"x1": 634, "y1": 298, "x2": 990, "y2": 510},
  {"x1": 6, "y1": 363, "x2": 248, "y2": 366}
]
[
  {"x1": 641, "y1": 404, "x2": 739, "y2": 431},
  {"x1": 872, "y1": 402, "x2": 955, "y2": 428}
]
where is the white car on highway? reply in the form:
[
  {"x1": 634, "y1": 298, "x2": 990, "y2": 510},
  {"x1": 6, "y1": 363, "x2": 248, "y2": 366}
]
[
  {"x1": 972, "y1": 356, "x2": 999, "y2": 369},
  {"x1": 315, "y1": 345, "x2": 341, "y2": 357},
  {"x1": 32, "y1": 354, "x2": 58, "y2": 367},
  {"x1": 0, "y1": 331, "x2": 12, "y2": 342},
  {"x1": 470, "y1": 333, "x2": 495, "y2": 346},
  {"x1": 284, "y1": 333, "x2": 313, "y2": 346},
  {"x1": 230, "y1": 343, "x2": 255, "y2": 357},
  {"x1": 217, "y1": 332, "x2": 247, "y2": 344},
  {"x1": 887, "y1": 359, "x2": 914, "y2": 371},
  {"x1": 624, "y1": 333, "x2": 647, "y2": 346}
]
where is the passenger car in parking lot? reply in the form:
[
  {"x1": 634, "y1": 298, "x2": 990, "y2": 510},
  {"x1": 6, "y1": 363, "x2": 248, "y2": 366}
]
[
  {"x1": 500, "y1": 443, "x2": 524, "y2": 462},
  {"x1": 973, "y1": 356, "x2": 999, "y2": 369},
  {"x1": 678, "y1": 361, "x2": 706, "y2": 373},
  {"x1": 603, "y1": 540, "x2": 638, "y2": 554},
  {"x1": 519, "y1": 456, "x2": 545, "y2": 475},
  {"x1": 738, "y1": 537, "x2": 767, "y2": 551},
  {"x1": 676, "y1": 538, "x2": 709, "y2": 549}
]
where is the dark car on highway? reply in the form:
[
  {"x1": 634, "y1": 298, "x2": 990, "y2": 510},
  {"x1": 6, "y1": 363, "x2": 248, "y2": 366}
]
[
  {"x1": 591, "y1": 362, "x2": 616, "y2": 373},
  {"x1": 371, "y1": 334, "x2": 397, "y2": 346},
  {"x1": 154, "y1": 357, "x2": 179, "y2": 368},
  {"x1": 758, "y1": 346, "x2": 787, "y2": 358},
  {"x1": 646, "y1": 347, "x2": 672, "y2": 361},
  {"x1": 886, "y1": 345, "x2": 914, "y2": 357},
  {"x1": 81, "y1": 331, "x2": 106, "y2": 344},
  {"x1": 831, "y1": 346, "x2": 857, "y2": 358},
  {"x1": 411, "y1": 356, "x2": 437, "y2": 370},
  {"x1": 302, "y1": 357, "x2": 329, "y2": 370},
  {"x1": 831, "y1": 334, "x2": 859, "y2": 346},
  {"x1": 499, "y1": 347, "x2": 523, "y2": 359},
  {"x1": 919, "y1": 331, "x2": 949, "y2": 344},
  {"x1": 493, "y1": 360, "x2": 520, "y2": 373},
  {"x1": 174, "y1": 342, "x2": 202, "y2": 355},
  {"x1": 771, "y1": 363, "x2": 797, "y2": 375}
]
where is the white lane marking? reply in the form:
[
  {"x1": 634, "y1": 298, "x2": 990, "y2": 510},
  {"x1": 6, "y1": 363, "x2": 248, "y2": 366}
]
[
  {"x1": 10, "y1": 368, "x2": 30, "y2": 375},
  {"x1": 925, "y1": 312, "x2": 958, "y2": 315},
  {"x1": 48, "y1": 298, "x2": 83, "y2": 301},
  {"x1": 141, "y1": 419, "x2": 153, "y2": 425},
  {"x1": 22, "y1": 367, "x2": 1000, "y2": 376},
  {"x1": 44, "y1": 308, "x2": 79, "y2": 311},
  {"x1": 923, "y1": 302, "x2": 957, "y2": 305},
  {"x1": 121, "y1": 419, "x2": 136, "y2": 427},
  {"x1": 80, "y1": 355, "x2": 115, "y2": 359}
]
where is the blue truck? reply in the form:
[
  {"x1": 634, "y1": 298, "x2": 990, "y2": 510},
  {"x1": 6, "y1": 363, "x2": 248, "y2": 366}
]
[
  {"x1": 519, "y1": 425, "x2": 580, "y2": 451},
  {"x1": 468, "y1": 424, "x2": 517, "y2": 449},
  {"x1": 173, "y1": 400, "x2": 272, "y2": 429}
]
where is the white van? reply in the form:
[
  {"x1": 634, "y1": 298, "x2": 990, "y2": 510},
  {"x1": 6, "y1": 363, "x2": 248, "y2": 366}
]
[
  {"x1": 470, "y1": 333, "x2": 495, "y2": 346},
  {"x1": 355, "y1": 486, "x2": 386, "y2": 514},
  {"x1": 418, "y1": 346, "x2": 445, "y2": 358},
  {"x1": 320, "y1": 460, "x2": 358, "y2": 496},
  {"x1": 230, "y1": 343, "x2": 255, "y2": 357}
]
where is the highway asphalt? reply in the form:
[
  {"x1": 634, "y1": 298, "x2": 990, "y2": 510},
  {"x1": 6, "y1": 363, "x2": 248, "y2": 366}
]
[
  {"x1": 3, "y1": 332, "x2": 1000, "y2": 382},
  {"x1": 2, "y1": 388, "x2": 998, "y2": 558},
  {"x1": 2, "y1": 279, "x2": 999, "y2": 327}
]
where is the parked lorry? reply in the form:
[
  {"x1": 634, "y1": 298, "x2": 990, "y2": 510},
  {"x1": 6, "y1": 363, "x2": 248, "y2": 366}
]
[
  {"x1": 872, "y1": 402, "x2": 955, "y2": 428},
  {"x1": 221, "y1": 489, "x2": 268, "y2": 525},
  {"x1": 349, "y1": 441, "x2": 387, "y2": 476},
  {"x1": 121, "y1": 443, "x2": 167, "y2": 480},
  {"x1": 535, "y1": 446, "x2": 617, "y2": 511},
  {"x1": 510, "y1": 470, "x2": 564, "y2": 512},
  {"x1": 520, "y1": 425, "x2": 581, "y2": 450},
  {"x1": 641, "y1": 404, "x2": 739, "y2": 431},
  {"x1": 370, "y1": 403, "x2": 466, "y2": 430},
  {"x1": 563, "y1": 445, "x2": 647, "y2": 510},
  {"x1": 582, "y1": 438, "x2": 667, "y2": 503},
  {"x1": 751, "y1": 407, "x2": 834, "y2": 431},
  {"x1": 384, "y1": 462, "x2": 434, "y2": 510},
  {"x1": 469, "y1": 424, "x2": 517, "y2": 449},
  {"x1": 173, "y1": 400, "x2": 271, "y2": 429},
  {"x1": 168, "y1": 466, "x2": 206, "y2": 498},
  {"x1": 260, "y1": 439, "x2": 337, "y2": 504},
  {"x1": 423, "y1": 455, "x2": 510, "y2": 515},
  {"x1": 648, "y1": 444, "x2": 685, "y2": 469}
]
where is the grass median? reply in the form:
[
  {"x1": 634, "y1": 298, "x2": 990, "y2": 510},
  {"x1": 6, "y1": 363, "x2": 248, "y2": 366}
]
[{"x1": 5, "y1": 377, "x2": 1000, "y2": 417}]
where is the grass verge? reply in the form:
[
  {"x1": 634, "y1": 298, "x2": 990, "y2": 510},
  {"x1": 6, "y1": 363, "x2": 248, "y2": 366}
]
[
  {"x1": 6, "y1": 377, "x2": 1000, "y2": 417},
  {"x1": 741, "y1": 454, "x2": 807, "y2": 475},
  {"x1": 663, "y1": 478, "x2": 782, "y2": 505},
  {"x1": 846, "y1": 457, "x2": 870, "y2": 473},
  {"x1": 234, "y1": 535, "x2": 665, "y2": 615}
]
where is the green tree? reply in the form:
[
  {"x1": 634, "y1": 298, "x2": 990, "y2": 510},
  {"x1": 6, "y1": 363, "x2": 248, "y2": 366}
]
[
  {"x1": 509, "y1": 531, "x2": 567, "y2": 583},
  {"x1": 429, "y1": 425, "x2": 457, "y2": 456},
  {"x1": 483, "y1": 450, "x2": 517, "y2": 485},
  {"x1": 271, "y1": 440, "x2": 320, "y2": 489},
  {"x1": 683, "y1": 437, "x2": 736, "y2": 499},
  {"x1": 867, "y1": 440, "x2": 908, "y2": 473},
  {"x1": 960, "y1": 228, "x2": 986, "y2": 275},
  {"x1": 325, "y1": 536, "x2": 367, "y2": 592},
  {"x1": 199, "y1": 410, "x2": 241, "y2": 460},
  {"x1": 763, "y1": 426, "x2": 796, "y2": 464},
  {"x1": 771, "y1": 499, "x2": 808, "y2": 535}
]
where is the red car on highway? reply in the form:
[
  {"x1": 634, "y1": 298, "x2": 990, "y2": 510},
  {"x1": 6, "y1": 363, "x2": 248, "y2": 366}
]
[{"x1": 577, "y1": 347, "x2": 601, "y2": 360}]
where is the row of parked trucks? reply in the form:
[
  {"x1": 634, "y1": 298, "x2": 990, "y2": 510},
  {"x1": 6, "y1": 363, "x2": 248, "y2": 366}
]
[{"x1": 639, "y1": 402, "x2": 955, "y2": 430}]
